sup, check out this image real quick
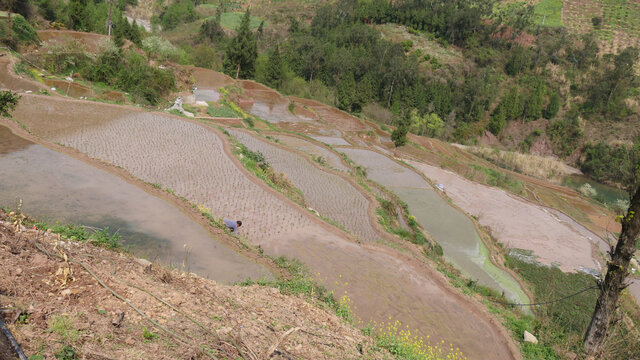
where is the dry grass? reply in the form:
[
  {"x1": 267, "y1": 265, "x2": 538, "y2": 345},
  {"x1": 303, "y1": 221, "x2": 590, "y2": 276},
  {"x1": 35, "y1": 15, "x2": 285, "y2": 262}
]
[{"x1": 464, "y1": 146, "x2": 573, "y2": 183}]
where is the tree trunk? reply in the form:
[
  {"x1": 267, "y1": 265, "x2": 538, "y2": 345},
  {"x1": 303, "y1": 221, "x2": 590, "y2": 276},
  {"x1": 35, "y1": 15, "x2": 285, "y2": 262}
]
[{"x1": 584, "y1": 183, "x2": 640, "y2": 355}]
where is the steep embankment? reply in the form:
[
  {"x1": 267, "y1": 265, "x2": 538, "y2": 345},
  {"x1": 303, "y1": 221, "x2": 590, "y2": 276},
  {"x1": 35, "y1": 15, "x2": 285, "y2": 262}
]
[{"x1": 0, "y1": 212, "x2": 385, "y2": 359}]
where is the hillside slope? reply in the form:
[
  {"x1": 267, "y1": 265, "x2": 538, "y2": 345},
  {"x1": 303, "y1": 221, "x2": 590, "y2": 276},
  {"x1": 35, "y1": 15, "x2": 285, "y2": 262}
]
[{"x1": 0, "y1": 211, "x2": 386, "y2": 359}]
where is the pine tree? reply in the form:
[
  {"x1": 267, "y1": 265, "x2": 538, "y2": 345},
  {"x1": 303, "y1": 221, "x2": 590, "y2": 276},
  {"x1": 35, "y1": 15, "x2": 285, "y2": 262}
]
[
  {"x1": 525, "y1": 78, "x2": 545, "y2": 120},
  {"x1": 265, "y1": 44, "x2": 283, "y2": 89},
  {"x1": 544, "y1": 92, "x2": 559, "y2": 119},
  {"x1": 68, "y1": 0, "x2": 88, "y2": 30},
  {"x1": 223, "y1": 10, "x2": 258, "y2": 79},
  {"x1": 336, "y1": 72, "x2": 356, "y2": 112}
]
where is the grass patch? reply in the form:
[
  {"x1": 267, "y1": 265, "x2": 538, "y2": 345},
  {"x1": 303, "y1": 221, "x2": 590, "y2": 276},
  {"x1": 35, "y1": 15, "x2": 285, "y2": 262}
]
[
  {"x1": 207, "y1": 12, "x2": 264, "y2": 30},
  {"x1": 238, "y1": 256, "x2": 352, "y2": 323},
  {"x1": 31, "y1": 221, "x2": 122, "y2": 250},
  {"x1": 504, "y1": 255, "x2": 598, "y2": 358},
  {"x1": 469, "y1": 164, "x2": 525, "y2": 194},
  {"x1": 206, "y1": 104, "x2": 239, "y2": 118},
  {"x1": 229, "y1": 137, "x2": 306, "y2": 206},
  {"x1": 534, "y1": 0, "x2": 564, "y2": 27},
  {"x1": 48, "y1": 315, "x2": 80, "y2": 343}
]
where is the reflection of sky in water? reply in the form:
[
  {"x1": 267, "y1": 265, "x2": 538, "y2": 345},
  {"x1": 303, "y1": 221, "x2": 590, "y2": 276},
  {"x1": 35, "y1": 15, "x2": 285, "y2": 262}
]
[
  {"x1": 194, "y1": 89, "x2": 220, "y2": 102},
  {"x1": 0, "y1": 127, "x2": 272, "y2": 283}
]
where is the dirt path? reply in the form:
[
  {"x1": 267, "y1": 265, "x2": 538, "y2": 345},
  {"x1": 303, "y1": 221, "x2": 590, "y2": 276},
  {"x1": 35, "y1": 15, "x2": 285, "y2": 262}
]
[
  {"x1": 7, "y1": 94, "x2": 522, "y2": 360},
  {"x1": 408, "y1": 160, "x2": 608, "y2": 273}
]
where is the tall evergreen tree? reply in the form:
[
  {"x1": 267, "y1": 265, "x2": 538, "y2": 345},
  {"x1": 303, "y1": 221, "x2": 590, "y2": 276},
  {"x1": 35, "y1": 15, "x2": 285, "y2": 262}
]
[
  {"x1": 68, "y1": 0, "x2": 88, "y2": 30},
  {"x1": 336, "y1": 72, "x2": 356, "y2": 111},
  {"x1": 265, "y1": 44, "x2": 283, "y2": 89},
  {"x1": 223, "y1": 10, "x2": 257, "y2": 79}
]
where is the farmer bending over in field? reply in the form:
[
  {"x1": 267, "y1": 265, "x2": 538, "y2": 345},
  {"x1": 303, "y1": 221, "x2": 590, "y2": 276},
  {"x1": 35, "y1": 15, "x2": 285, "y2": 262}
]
[{"x1": 224, "y1": 219, "x2": 242, "y2": 233}]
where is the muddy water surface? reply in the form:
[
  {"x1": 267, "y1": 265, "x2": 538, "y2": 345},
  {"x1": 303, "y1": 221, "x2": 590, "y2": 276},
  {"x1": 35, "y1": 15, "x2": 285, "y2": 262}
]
[
  {"x1": 339, "y1": 148, "x2": 528, "y2": 304},
  {"x1": 0, "y1": 126, "x2": 271, "y2": 283}
]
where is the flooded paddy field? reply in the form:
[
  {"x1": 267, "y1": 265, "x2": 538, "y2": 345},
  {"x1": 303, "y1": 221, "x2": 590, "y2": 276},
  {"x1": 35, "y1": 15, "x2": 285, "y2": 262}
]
[
  {"x1": 238, "y1": 81, "x2": 302, "y2": 123},
  {"x1": 410, "y1": 161, "x2": 607, "y2": 273},
  {"x1": 228, "y1": 129, "x2": 380, "y2": 242},
  {"x1": 338, "y1": 148, "x2": 529, "y2": 304},
  {"x1": 9, "y1": 95, "x2": 519, "y2": 359},
  {"x1": 272, "y1": 134, "x2": 350, "y2": 172},
  {"x1": 288, "y1": 97, "x2": 368, "y2": 131},
  {"x1": 0, "y1": 125, "x2": 271, "y2": 283}
]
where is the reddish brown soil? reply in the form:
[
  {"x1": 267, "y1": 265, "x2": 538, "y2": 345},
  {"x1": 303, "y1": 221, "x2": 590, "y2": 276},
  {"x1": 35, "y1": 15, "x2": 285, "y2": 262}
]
[
  {"x1": 0, "y1": 214, "x2": 386, "y2": 359},
  {"x1": 0, "y1": 57, "x2": 47, "y2": 93},
  {"x1": 100, "y1": 90, "x2": 127, "y2": 103},
  {"x1": 190, "y1": 67, "x2": 236, "y2": 89},
  {"x1": 44, "y1": 79, "x2": 94, "y2": 98},
  {"x1": 287, "y1": 97, "x2": 368, "y2": 131}
]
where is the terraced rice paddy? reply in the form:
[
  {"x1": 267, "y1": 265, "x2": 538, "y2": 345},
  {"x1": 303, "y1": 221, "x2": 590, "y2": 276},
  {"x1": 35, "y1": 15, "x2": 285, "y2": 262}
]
[
  {"x1": 311, "y1": 135, "x2": 350, "y2": 145},
  {"x1": 272, "y1": 134, "x2": 350, "y2": 172},
  {"x1": 0, "y1": 125, "x2": 271, "y2": 283},
  {"x1": 291, "y1": 97, "x2": 368, "y2": 131},
  {"x1": 238, "y1": 81, "x2": 302, "y2": 123},
  {"x1": 0, "y1": 58, "x2": 44, "y2": 93},
  {"x1": 338, "y1": 148, "x2": 529, "y2": 304},
  {"x1": 191, "y1": 67, "x2": 236, "y2": 89},
  {"x1": 228, "y1": 129, "x2": 380, "y2": 242},
  {"x1": 8, "y1": 95, "x2": 519, "y2": 359},
  {"x1": 409, "y1": 160, "x2": 607, "y2": 273}
]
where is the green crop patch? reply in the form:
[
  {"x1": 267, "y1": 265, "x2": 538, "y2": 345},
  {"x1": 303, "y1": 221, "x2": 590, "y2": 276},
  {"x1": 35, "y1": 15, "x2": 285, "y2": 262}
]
[{"x1": 534, "y1": 0, "x2": 564, "y2": 27}]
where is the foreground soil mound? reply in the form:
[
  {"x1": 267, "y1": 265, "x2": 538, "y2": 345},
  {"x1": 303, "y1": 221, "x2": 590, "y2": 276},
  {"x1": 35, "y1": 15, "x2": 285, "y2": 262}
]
[{"x1": 0, "y1": 212, "x2": 384, "y2": 359}]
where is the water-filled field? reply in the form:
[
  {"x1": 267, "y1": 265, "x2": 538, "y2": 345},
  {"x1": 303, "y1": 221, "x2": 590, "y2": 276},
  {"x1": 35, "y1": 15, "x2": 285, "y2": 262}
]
[
  {"x1": 273, "y1": 134, "x2": 350, "y2": 172},
  {"x1": 229, "y1": 129, "x2": 380, "y2": 242},
  {"x1": 9, "y1": 95, "x2": 519, "y2": 359},
  {"x1": 0, "y1": 125, "x2": 271, "y2": 283},
  {"x1": 339, "y1": 147, "x2": 529, "y2": 304}
]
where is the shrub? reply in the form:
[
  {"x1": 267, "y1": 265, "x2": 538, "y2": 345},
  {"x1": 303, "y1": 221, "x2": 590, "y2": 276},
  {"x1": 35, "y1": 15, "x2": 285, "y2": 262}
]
[{"x1": 160, "y1": 0, "x2": 196, "y2": 30}]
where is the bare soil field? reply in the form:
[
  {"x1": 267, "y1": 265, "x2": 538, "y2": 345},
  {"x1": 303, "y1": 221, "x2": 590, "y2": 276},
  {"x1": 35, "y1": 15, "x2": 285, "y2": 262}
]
[
  {"x1": 228, "y1": 129, "x2": 380, "y2": 242},
  {"x1": 408, "y1": 160, "x2": 608, "y2": 273},
  {"x1": 630, "y1": 279, "x2": 640, "y2": 305},
  {"x1": 272, "y1": 134, "x2": 350, "y2": 172},
  {"x1": 338, "y1": 147, "x2": 530, "y2": 305},
  {"x1": 190, "y1": 67, "x2": 236, "y2": 89},
  {"x1": 0, "y1": 217, "x2": 385, "y2": 359},
  {"x1": 9, "y1": 95, "x2": 521, "y2": 359}
]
